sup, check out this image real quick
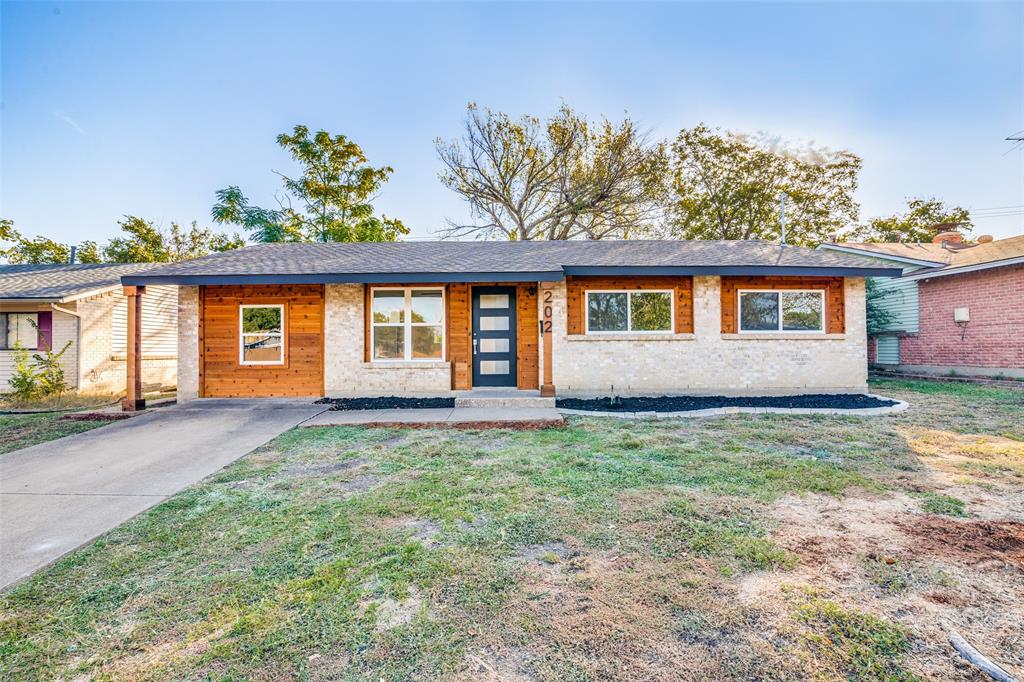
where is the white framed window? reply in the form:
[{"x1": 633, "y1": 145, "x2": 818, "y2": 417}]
[
  {"x1": 585, "y1": 290, "x2": 674, "y2": 334},
  {"x1": 371, "y1": 287, "x2": 445, "y2": 361},
  {"x1": 0, "y1": 313, "x2": 39, "y2": 350},
  {"x1": 737, "y1": 289, "x2": 825, "y2": 333},
  {"x1": 239, "y1": 304, "x2": 285, "y2": 365}
]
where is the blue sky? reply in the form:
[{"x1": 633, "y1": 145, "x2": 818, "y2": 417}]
[{"x1": 2, "y1": 1, "x2": 1022, "y2": 245}]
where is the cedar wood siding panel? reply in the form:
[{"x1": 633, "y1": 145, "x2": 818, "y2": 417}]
[
  {"x1": 448, "y1": 283, "x2": 472, "y2": 389},
  {"x1": 201, "y1": 284, "x2": 324, "y2": 397},
  {"x1": 515, "y1": 283, "x2": 539, "y2": 390},
  {"x1": 720, "y1": 276, "x2": 845, "y2": 334},
  {"x1": 566, "y1": 276, "x2": 694, "y2": 334}
]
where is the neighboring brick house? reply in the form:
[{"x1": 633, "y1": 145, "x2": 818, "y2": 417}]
[
  {"x1": 118, "y1": 240, "x2": 899, "y2": 408},
  {"x1": 819, "y1": 232, "x2": 1024, "y2": 378},
  {"x1": 0, "y1": 263, "x2": 178, "y2": 394}
]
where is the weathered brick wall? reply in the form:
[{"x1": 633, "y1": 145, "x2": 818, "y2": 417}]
[
  {"x1": 177, "y1": 286, "x2": 200, "y2": 402},
  {"x1": 898, "y1": 264, "x2": 1024, "y2": 369},
  {"x1": 550, "y1": 275, "x2": 868, "y2": 394},
  {"x1": 323, "y1": 284, "x2": 451, "y2": 395}
]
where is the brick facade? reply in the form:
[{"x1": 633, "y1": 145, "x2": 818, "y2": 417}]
[
  {"x1": 897, "y1": 264, "x2": 1024, "y2": 370},
  {"x1": 552, "y1": 276, "x2": 867, "y2": 395},
  {"x1": 176, "y1": 276, "x2": 870, "y2": 400}
]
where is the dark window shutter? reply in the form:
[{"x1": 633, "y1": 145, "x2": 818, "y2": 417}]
[
  {"x1": 36, "y1": 311, "x2": 52, "y2": 351},
  {"x1": 0, "y1": 313, "x2": 7, "y2": 349}
]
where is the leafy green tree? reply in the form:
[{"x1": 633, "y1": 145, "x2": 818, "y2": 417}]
[
  {"x1": 213, "y1": 125, "x2": 408, "y2": 243},
  {"x1": 1, "y1": 217, "x2": 241, "y2": 265},
  {"x1": 0, "y1": 219, "x2": 78, "y2": 264},
  {"x1": 866, "y1": 278, "x2": 898, "y2": 335},
  {"x1": 436, "y1": 103, "x2": 666, "y2": 240},
  {"x1": 103, "y1": 216, "x2": 245, "y2": 263},
  {"x1": 848, "y1": 197, "x2": 972, "y2": 243},
  {"x1": 663, "y1": 125, "x2": 861, "y2": 246}
]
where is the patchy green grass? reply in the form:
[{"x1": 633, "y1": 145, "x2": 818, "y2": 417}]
[
  {"x1": 916, "y1": 492, "x2": 967, "y2": 517},
  {"x1": 1, "y1": 379, "x2": 1021, "y2": 680},
  {"x1": 792, "y1": 591, "x2": 918, "y2": 681},
  {"x1": 0, "y1": 413, "x2": 110, "y2": 454}
]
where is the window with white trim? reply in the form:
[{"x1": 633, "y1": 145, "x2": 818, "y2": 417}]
[
  {"x1": 240, "y1": 305, "x2": 284, "y2": 365},
  {"x1": 738, "y1": 290, "x2": 825, "y2": 333},
  {"x1": 0, "y1": 313, "x2": 39, "y2": 350},
  {"x1": 585, "y1": 290, "x2": 673, "y2": 333},
  {"x1": 371, "y1": 288, "x2": 445, "y2": 361}
]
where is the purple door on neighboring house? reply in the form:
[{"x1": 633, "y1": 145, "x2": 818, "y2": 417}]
[{"x1": 36, "y1": 311, "x2": 52, "y2": 351}]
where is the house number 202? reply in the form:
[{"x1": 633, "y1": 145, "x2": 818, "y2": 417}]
[{"x1": 540, "y1": 290, "x2": 553, "y2": 333}]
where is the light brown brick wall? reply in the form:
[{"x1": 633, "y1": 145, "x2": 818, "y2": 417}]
[{"x1": 550, "y1": 275, "x2": 867, "y2": 395}]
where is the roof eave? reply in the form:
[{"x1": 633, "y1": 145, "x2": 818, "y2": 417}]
[
  {"x1": 123, "y1": 263, "x2": 901, "y2": 286},
  {"x1": 817, "y1": 243, "x2": 948, "y2": 268},
  {"x1": 0, "y1": 297, "x2": 64, "y2": 305},
  {"x1": 121, "y1": 271, "x2": 568, "y2": 286},
  {"x1": 900, "y1": 255, "x2": 1024, "y2": 282},
  {"x1": 563, "y1": 265, "x2": 901, "y2": 277}
]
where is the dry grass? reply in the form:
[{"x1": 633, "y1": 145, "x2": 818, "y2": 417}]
[{"x1": 2, "y1": 378, "x2": 1022, "y2": 680}]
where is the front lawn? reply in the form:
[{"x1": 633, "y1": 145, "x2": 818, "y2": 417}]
[
  {"x1": 0, "y1": 413, "x2": 112, "y2": 455},
  {"x1": 2, "y1": 380, "x2": 1022, "y2": 680}
]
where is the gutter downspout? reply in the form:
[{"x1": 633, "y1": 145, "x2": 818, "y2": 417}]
[{"x1": 50, "y1": 303, "x2": 83, "y2": 391}]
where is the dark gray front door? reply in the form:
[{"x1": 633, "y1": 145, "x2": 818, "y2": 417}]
[{"x1": 472, "y1": 286, "x2": 517, "y2": 387}]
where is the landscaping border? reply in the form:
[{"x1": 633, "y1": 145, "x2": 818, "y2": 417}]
[{"x1": 558, "y1": 394, "x2": 909, "y2": 419}]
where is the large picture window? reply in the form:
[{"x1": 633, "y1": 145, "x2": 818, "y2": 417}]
[
  {"x1": 738, "y1": 290, "x2": 825, "y2": 333},
  {"x1": 372, "y1": 288, "x2": 444, "y2": 361},
  {"x1": 0, "y1": 313, "x2": 39, "y2": 350},
  {"x1": 585, "y1": 290, "x2": 673, "y2": 334},
  {"x1": 240, "y1": 304, "x2": 285, "y2": 365}
]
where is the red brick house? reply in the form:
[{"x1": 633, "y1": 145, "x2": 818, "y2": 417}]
[{"x1": 820, "y1": 232, "x2": 1024, "y2": 378}]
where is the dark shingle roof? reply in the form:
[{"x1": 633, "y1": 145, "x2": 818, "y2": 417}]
[
  {"x1": 122, "y1": 240, "x2": 901, "y2": 286},
  {"x1": 0, "y1": 263, "x2": 161, "y2": 301}
]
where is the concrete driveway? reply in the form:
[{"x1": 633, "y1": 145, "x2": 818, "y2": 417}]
[{"x1": 0, "y1": 399, "x2": 327, "y2": 590}]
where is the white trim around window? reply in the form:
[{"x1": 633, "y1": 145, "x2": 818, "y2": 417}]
[
  {"x1": 239, "y1": 304, "x2": 286, "y2": 365},
  {"x1": 737, "y1": 289, "x2": 826, "y2": 334},
  {"x1": 584, "y1": 289, "x2": 675, "y2": 334},
  {"x1": 370, "y1": 287, "x2": 446, "y2": 362}
]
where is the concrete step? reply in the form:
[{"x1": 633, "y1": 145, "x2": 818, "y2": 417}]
[{"x1": 454, "y1": 395, "x2": 556, "y2": 409}]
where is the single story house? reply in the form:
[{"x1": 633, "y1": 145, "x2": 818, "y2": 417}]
[
  {"x1": 118, "y1": 240, "x2": 899, "y2": 408},
  {"x1": 0, "y1": 263, "x2": 178, "y2": 394},
  {"x1": 820, "y1": 232, "x2": 1024, "y2": 378}
]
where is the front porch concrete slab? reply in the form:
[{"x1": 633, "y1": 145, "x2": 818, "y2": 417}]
[{"x1": 1, "y1": 399, "x2": 328, "y2": 590}]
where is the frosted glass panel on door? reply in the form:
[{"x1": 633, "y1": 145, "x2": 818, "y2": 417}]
[
  {"x1": 479, "y1": 360, "x2": 510, "y2": 374},
  {"x1": 479, "y1": 294, "x2": 509, "y2": 309},
  {"x1": 479, "y1": 338, "x2": 509, "y2": 353},
  {"x1": 480, "y1": 316, "x2": 509, "y2": 331}
]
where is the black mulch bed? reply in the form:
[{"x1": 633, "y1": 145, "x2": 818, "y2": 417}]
[
  {"x1": 315, "y1": 396, "x2": 456, "y2": 411},
  {"x1": 556, "y1": 393, "x2": 898, "y2": 413}
]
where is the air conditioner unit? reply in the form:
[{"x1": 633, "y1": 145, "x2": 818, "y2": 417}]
[{"x1": 954, "y1": 307, "x2": 970, "y2": 323}]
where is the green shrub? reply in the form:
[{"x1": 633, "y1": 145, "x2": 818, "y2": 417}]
[
  {"x1": 33, "y1": 340, "x2": 73, "y2": 400},
  {"x1": 7, "y1": 342, "x2": 40, "y2": 403}
]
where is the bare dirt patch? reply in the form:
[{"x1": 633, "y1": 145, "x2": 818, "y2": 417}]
[
  {"x1": 329, "y1": 473, "x2": 383, "y2": 497},
  {"x1": 895, "y1": 516, "x2": 1024, "y2": 568},
  {"x1": 379, "y1": 516, "x2": 444, "y2": 546},
  {"x1": 754, "y1": 490, "x2": 1024, "y2": 680},
  {"x1": 372, "y1": 586, "x2": 426, "y2": 631},
  {"x1": 279, "y1": 455, "x2": 370, "y2": 478}
]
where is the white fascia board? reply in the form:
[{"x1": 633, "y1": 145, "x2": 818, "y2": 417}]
[
  {"x1": 900, "y1": 255, "x2": 1024, "y2": 282},
  {"x1": 817, "y1": 244, "x2": 947, "y2": 268}
]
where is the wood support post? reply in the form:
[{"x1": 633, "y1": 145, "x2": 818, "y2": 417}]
[
  {"x1": 121, "y1": 285, "x2": 146, "y2": 411},
  {"x1": 540, "y1": 281, "x2": 556, "y2": 397}
]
